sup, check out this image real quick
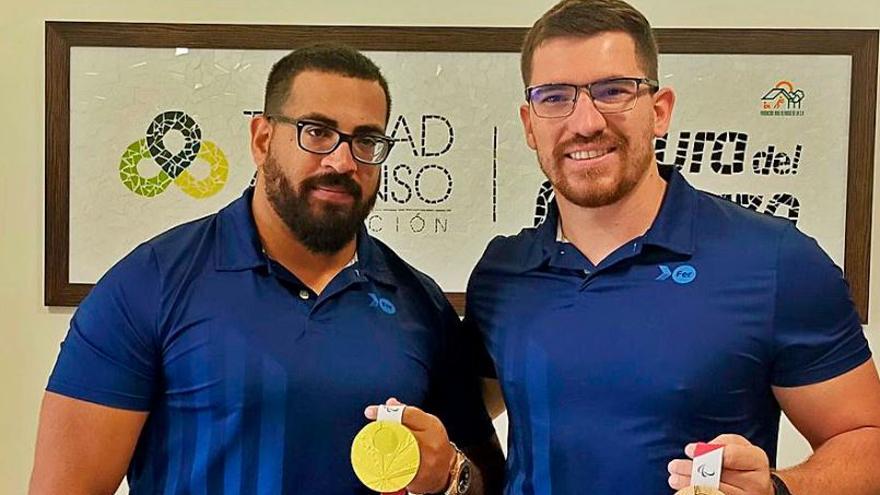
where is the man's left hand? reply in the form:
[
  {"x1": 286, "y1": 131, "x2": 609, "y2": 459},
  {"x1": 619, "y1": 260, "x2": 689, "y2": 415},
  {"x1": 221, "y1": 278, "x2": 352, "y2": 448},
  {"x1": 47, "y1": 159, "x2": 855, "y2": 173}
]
[
  {"x1": 365, "y1": 398, "x2": 456, "y2": 494},
  {"x1": 667, "y1": 434, "x2": 774, "y2": 495}
]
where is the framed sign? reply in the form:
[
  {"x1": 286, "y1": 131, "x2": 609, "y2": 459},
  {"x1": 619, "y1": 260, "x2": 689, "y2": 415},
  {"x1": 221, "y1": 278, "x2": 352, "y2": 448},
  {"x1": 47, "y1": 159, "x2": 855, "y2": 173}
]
[{"x1": 45, "y1": 23, "x2": 877, "y2": 321}]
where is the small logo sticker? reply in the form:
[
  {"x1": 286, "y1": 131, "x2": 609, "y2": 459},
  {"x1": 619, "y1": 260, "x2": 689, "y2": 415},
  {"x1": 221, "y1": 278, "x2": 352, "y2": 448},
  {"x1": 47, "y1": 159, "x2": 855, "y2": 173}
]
[
  {"x1": 760, "y1": 80, "x2": 805, "y2": 117},
  {"x1": 656, "y1": 265, "x2": 672, "y2": 281},
  {"x1": 672, "y1": 265, "x2": 697, "y2": 284},
  {"x1": 656, "y1": 264, "x2": 697, "y2": 285},
  {"x1": 697, "y1": 463, "x2": 716, "y2": 477}
]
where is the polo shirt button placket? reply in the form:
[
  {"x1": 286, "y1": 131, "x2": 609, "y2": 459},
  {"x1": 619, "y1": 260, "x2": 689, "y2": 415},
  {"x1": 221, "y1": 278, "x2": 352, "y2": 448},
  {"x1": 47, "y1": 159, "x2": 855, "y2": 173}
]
[{"x1": 580, "y1": 269, "x2": 595, "y2": 291}]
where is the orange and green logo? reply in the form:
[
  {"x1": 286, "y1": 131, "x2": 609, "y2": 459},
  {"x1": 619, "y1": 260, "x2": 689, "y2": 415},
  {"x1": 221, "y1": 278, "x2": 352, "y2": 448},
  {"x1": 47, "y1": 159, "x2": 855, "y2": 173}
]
[
  {"x1": 760, "y1": 81, "x2": 805, "y2": 117},
  {"x1": 119, "y1": 111, "x2": 229, "y2": 198}
]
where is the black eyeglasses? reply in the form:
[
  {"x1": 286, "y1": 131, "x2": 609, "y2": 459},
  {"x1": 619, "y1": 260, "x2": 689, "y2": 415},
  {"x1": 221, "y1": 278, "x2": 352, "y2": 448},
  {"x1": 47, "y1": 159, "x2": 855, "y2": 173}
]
[
  {"x1": 525, "y1": 77, "x2": 660, "y2": 118},
  {"x1": 265, "y1": 114, "x2": 395, "y2": 165}
]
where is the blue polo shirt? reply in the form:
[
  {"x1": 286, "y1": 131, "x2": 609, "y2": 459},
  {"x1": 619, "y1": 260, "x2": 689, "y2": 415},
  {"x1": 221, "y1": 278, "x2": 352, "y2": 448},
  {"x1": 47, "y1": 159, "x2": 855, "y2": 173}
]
[
  {"x1": 464, "y1": 166, "x2": 870, "y2": 495},
  {"x1": 48, "y1": 188, "x2": 493, "y2": 495}
]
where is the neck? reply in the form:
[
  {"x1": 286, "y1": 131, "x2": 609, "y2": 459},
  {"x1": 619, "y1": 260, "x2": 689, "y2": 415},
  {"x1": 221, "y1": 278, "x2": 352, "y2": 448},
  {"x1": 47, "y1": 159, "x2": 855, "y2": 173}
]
[
  {"x1": 556, "y1": 162, "x2": 667, "y2": 265},
  {"x1": 252, "y1": 186, "x2": 356, "y2": 294}
]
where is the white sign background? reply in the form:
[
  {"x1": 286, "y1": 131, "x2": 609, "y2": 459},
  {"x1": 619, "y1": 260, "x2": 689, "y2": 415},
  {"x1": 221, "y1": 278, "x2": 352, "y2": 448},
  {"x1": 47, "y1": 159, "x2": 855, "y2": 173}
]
[{"x1": 69, "y1": 48, "x2": 850, "y2": 290}]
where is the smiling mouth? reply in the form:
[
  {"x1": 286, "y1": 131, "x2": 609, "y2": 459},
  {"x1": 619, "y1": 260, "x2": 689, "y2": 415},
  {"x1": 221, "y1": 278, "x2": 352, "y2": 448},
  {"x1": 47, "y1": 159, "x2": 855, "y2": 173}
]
[{"x1": 565, "y1": 148, "x2": 614, "y2": 161}]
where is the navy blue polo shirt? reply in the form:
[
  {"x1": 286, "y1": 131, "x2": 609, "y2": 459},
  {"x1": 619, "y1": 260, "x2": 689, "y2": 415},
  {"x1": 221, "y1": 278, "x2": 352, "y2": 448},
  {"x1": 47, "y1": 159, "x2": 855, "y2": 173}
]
[
  {"x1": 48, "y1": 188, "x2": 493, "y2": 495},
  {"x1": 464, "y1": 166, "x2": 870, "y2": 495}
]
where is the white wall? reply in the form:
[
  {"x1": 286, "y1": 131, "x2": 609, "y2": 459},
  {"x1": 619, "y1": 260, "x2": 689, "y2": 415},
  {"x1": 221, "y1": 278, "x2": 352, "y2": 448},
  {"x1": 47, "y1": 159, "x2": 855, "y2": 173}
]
[{"x1": 1, "y1": 1, "x2": 878, "y2": 493}]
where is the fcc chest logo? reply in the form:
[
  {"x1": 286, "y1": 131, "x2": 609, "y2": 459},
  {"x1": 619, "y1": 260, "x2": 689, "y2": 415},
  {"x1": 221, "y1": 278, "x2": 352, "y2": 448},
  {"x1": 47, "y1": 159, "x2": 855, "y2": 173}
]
[
  {"x1": 656, "y1": 264, "x2": 697, "y2": 285},
  {"x1": 368, "y1": 293, "x2": 397, "y2": 315}
]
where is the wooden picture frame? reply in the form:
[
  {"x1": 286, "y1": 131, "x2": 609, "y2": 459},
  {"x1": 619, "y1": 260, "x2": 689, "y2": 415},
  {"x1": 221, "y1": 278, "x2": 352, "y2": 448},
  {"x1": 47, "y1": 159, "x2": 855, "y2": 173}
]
[{"x1": 45, "y1": 22, "x2": 877, "y2": 320}]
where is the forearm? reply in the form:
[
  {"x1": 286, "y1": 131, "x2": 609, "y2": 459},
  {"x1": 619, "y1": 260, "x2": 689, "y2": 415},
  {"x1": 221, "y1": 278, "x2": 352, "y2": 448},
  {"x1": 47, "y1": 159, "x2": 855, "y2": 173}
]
[
  {"x1": 776, "y1": 426, "x2": 880, "y2": 494},
  {"x1": 29, "y1": 477, "x2": 119, "y2": 495}
]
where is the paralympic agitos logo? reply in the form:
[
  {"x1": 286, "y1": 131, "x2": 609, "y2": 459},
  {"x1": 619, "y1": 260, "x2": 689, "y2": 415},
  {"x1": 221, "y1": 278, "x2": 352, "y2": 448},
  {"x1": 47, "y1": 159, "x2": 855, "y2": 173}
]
[{"x1": 119, "y1": 111, "x2": 229, "y2": 198}]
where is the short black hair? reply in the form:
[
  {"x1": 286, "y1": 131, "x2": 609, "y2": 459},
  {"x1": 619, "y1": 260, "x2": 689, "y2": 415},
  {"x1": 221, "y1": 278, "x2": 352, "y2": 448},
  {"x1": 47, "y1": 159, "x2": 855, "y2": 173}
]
[{"x1": 263, "y1": 43, "x2": 392, "y2": 123}]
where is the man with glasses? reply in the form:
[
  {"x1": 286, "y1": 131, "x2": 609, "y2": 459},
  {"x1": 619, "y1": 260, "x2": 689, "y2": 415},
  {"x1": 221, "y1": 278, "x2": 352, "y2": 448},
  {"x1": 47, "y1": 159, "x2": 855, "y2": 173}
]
[
  {"x1": 465, "y1": 1, "x2": 880, "y2": 494},
  {"x1": 31, "y1": 45, "x2": 504, "y2": 495}
]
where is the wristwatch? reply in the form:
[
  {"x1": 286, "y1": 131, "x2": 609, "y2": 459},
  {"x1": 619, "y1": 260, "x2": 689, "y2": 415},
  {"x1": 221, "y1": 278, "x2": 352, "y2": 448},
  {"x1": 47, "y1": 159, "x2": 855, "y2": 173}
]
[
  {"x1": 770, "y1": 473, "x2": 793, "y2": 495},
  {"x1": 443, "y1": 443, "x2": 472, "y2": 495}
]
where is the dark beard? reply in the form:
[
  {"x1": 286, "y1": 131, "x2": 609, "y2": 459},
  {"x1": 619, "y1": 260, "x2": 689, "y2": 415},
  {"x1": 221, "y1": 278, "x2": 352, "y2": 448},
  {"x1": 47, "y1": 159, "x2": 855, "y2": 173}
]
[{"x1": 263, "y1": 154, "x2": 377, "y2": 254}]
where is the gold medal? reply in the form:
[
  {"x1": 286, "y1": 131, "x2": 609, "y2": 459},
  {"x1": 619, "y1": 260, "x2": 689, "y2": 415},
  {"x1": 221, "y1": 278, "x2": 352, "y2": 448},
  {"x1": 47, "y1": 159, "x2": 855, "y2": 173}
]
[
  {"x1": 675, "y1": 486, "x2": 726, "y2": 495},
  {"x1": 351, "y1": 420, "x2": 420, "y2": 492}
]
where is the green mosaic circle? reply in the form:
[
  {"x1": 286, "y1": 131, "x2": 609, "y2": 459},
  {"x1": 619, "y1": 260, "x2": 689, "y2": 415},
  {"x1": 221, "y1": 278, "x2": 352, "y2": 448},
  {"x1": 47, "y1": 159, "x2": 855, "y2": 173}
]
[{"x1": 118, "y1": 139, "x2": 173, "y2": 197}]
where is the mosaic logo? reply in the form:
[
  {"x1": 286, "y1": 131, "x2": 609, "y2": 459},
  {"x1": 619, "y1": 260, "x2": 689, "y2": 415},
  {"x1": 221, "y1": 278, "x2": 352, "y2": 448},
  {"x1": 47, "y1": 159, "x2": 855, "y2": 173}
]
[
  {"x1": 760, "y1": 81, "x2": 805, "y2": 117},
  {"x1": 119, "y1": 111, "x2": 229, "y2": 198}
]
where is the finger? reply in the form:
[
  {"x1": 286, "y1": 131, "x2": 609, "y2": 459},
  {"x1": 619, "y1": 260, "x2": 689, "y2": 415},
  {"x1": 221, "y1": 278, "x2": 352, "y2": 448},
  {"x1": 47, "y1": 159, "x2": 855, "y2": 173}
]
[
  {"x1": 669, "y1": 475, "x2": 751, "y2": 495},
  {"x1": 668, "y1": 459, "x2": 693, "y2": 477},
  {"x1": 709, "y1": 434, "x2": 751, "y2": 447},
  {"x1": 364, "y1": 405, "x2": 378, "y2": 420},
  {"x1": 685, "y1": 435, "x2": 750, "y2": 457},
  {"x1": 718, "y1": 471, "x2": 764, "y2": 495},
  {"x1": 668, "y1": 472, "x2": 691, "y2": 490},
  {"x1": 399, "y1": 405, "x2": 437, "y2": 432},
  {"x1": 719, "y1": 444, "x2": 769, "y2": 471},
  {"x1": 364, "y1": 399, "x2": 407, "y2": 421},
  {"x1": 717, "y1": 480, "x2": 749, "y2": 495}
]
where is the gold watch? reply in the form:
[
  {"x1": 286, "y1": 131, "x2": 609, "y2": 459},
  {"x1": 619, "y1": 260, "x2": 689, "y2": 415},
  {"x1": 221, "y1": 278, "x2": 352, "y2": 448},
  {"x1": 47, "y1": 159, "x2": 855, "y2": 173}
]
[{"x1": 443, "y1": 443, "x2": 472, "y2": 495}]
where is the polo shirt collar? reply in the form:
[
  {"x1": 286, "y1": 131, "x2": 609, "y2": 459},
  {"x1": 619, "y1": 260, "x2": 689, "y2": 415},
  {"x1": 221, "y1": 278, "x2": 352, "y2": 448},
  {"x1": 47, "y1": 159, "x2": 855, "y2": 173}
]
[
  {"x1": 532, "y1": 165, "x2": 697, "y2": 266},
  {"x1": 353, "y1": 225, "x2": 397, "y2": 287},
  {"x1": 215, "y1": 188, "x2": 398, "y2": 286},
  {"x1": 215, "y1": 188, "x2": 266, "y2": 271},
  {"x1": 642, "y1": 165, "x2": 697, "y2": 256}
]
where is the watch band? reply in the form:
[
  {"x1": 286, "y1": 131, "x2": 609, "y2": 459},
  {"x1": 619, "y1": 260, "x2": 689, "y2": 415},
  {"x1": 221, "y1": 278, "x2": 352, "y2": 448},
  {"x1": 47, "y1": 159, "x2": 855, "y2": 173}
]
[
  {"x1": 770, "y1": 473, "x2": 793, "y2": 495},
  {"x1": 442, "y1": 443, "x2": 471, "y2": 495}
]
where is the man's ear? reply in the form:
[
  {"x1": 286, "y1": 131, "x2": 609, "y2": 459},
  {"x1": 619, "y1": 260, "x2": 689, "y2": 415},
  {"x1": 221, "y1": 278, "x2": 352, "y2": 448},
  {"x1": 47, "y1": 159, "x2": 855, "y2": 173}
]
[
  {"x1": 652, "y1": 87, "x2": 676, "y2": 138},
  {"x1": 250, "y1": 115, "x2": 273, "y2": 172},
  {"x1": 519, "y1": 103, "x2": 538, "y2": 151}
]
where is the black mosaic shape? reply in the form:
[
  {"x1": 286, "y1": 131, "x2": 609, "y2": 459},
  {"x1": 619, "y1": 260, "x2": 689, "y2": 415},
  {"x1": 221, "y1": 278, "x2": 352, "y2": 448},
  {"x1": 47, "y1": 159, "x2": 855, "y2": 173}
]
[{"x1": 145, "y1": 110, "x2": 202, "y2": 178}]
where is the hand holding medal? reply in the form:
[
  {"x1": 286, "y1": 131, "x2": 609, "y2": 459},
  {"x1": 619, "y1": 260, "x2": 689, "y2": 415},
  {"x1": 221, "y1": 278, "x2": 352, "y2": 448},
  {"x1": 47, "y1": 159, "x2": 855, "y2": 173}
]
[
  {"x1": 353, "y1": 398, "x2": 458, "y2": 494},
  {"x1": 673, "y1": 443, "x2": 726, "y2": 495},
  {"x1": 352, "y1": 402, "x2": 419, "y2": 493},
  {"x1": 669, "y1": 435, "x2": 775, "y2": 495}
]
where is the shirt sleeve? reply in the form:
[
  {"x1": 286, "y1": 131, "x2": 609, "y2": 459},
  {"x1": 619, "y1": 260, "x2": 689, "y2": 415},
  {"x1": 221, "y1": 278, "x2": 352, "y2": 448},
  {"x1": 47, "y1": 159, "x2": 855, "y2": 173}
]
[
  {"x1": 462, "y1": 242, "x2": 504, "y2": 380},
  {"x1": 424, "y1": 302, "x2": 496, "y2": 449},
  {"x1": 46, "y1": 243, "x2": 162, "y2": 411},
  {"x1": 462, "y1": 303, "x2": 498, "y2": 380},
  {"x1": 771, "y1": 223, "x2": 871, "y2": 387}
]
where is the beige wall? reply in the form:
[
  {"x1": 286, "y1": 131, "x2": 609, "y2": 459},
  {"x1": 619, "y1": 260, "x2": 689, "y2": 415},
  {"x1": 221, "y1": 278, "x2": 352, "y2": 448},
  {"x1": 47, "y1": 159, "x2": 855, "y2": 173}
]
[{"x1": 2, "y1": 1, "x2": 878, "y2": 493}]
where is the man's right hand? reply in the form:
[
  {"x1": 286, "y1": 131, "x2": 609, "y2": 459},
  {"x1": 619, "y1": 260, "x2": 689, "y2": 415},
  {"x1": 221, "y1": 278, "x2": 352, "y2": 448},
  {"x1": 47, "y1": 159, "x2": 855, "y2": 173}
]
[{"x1": 364, "y1": 397, "x2": 457, "y2": 494}]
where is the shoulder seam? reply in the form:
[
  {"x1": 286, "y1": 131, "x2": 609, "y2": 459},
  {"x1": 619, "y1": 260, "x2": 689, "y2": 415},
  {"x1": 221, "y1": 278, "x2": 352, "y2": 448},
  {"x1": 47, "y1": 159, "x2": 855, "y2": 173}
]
[
  {"x1": 146, "y1": 243, "x2": 164, "y2": 354},
  {"x1": 770, "y1": 222, "x2": 797, "y2": 358}
]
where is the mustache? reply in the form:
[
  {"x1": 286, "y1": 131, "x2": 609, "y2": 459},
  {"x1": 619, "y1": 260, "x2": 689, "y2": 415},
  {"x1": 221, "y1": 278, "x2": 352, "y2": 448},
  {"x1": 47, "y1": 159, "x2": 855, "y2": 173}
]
[
  {"x1": 301, "y1": 173, "x2": 362, "y2": 198},
  {"x1": 553, "y1": 135, "x2": 623, "y2": 160}
]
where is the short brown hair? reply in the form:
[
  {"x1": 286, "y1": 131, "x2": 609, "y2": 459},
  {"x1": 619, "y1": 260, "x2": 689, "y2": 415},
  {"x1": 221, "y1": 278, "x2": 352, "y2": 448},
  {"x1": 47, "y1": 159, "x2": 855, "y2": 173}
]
[
  {"x1": 263, "y1": 43, "x2": 392, "y2": 123},
  {"x1": 520, "y1": 0, "x2": 659, "y2": 86}
]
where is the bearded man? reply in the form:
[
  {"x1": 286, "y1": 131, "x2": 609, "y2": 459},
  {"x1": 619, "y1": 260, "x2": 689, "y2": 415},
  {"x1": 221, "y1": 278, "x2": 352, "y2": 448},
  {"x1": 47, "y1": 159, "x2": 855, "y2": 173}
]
[{"x1": 31, "y1": 44, "x2": 503, "y2": 495}]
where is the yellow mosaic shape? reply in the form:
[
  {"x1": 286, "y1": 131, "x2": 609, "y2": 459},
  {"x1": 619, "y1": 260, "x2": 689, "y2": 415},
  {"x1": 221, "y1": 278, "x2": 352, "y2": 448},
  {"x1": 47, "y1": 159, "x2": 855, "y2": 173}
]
[
  {"x1": 351, "y1": 421, "x2": 420, "y2": 492},
  {"x1": 173, "y1": 140, "x2": 229, "y2": 199}
]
